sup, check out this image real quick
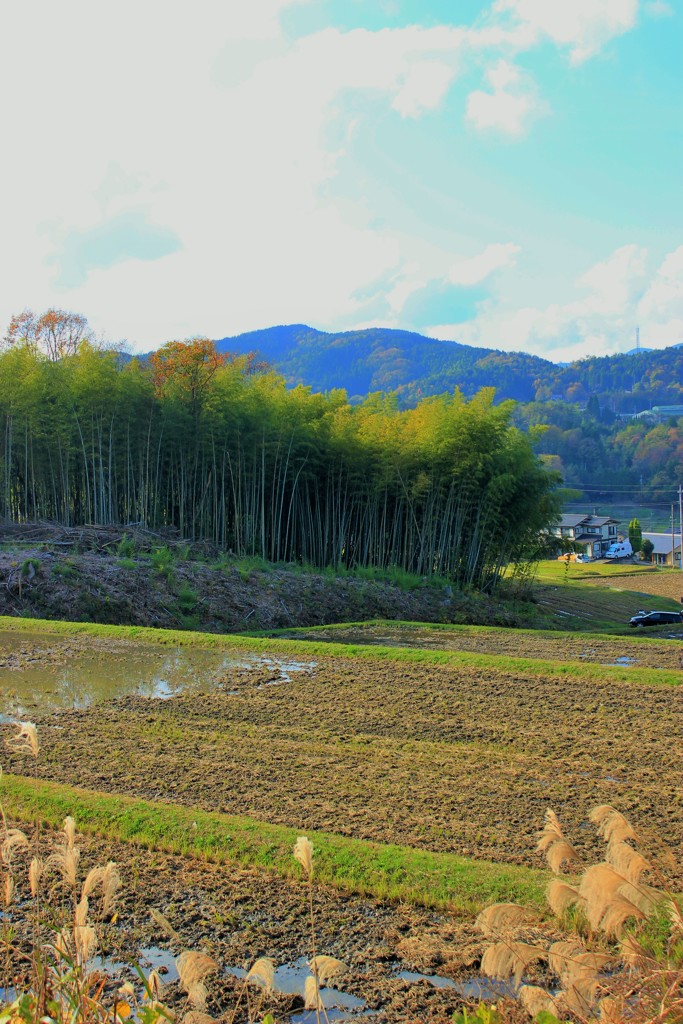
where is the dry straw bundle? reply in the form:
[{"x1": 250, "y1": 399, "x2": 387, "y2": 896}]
[{"x1": 476, "y1": 803, "x2": 681, "y2": 1021}]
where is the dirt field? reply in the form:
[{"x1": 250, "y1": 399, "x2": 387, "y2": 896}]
[
  {"x1": 8, "y1": 654, "x2": 682, "y2": 882},
  {"x1": 590, "y1": 571, "x2": 683, "y2": 602},
  {"x1": 272, "y1": 622, "x2": 683, "y2": 668}
]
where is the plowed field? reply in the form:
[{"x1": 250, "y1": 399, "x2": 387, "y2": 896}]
[{"x1": 10, "y1": 653, "x2": 682, "y2": 881}]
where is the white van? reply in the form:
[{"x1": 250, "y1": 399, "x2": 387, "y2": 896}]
[{"x1": 605, "y1": 540, "x2": 633, "y2": 559}]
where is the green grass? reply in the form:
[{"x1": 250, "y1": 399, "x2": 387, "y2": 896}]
[
  {"x1": 1, "y1": 615, "x2": 681, "y2": 686},
  {"x1": 1, "y1": 773, "x2": 547, "y2": 914},
  {"x1": 532, "y1": 559, "x2": 671, "y2": 582}
]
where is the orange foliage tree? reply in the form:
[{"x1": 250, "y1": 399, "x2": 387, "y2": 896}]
[{"x1": 4, "y1": 308, "x2": 94, "y2": 361}]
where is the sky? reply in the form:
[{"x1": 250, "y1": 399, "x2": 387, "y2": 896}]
[{"x1": 1, "y1": 0, "x2": 681, "y2": 363}]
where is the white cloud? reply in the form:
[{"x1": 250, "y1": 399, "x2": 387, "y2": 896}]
[
  {"x1": 638, "y1": 246, "x2": 683, "y2": 346},
  {"x1": 644, "y1": 1, "x2": 674, "y2": 16},
  {"x1": 425, "y1": 245, "x2": 683, "y2": 363},
  {"x1": 448, "y1": 243, "x2": 521, "y2": 286},
  {"x1": 492, "y1": 0, "x2": 640, "y2": 63},
  {"x1": 466, "y1": 61, "x2": 546, "y2": 137},
  {"x1": 380, "y1": 240, "x2": 520, "y2": 319},
  {"x1": 0, "y1": 1, "x2": 648, "y2": 350},
  {"x1": 391, "y1": 61, "x2": 457, "y2": 117}
]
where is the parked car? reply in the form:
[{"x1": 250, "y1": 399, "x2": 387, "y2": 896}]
[{"x1": 629, "y1": 609, "x2": 683, "y2": 628}]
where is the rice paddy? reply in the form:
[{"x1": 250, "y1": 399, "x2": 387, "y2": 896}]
[{"x1": 2, "y1": 595, "x2": 682, "y2": 1022}]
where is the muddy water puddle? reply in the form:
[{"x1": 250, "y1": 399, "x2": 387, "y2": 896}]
[{"x1": 0, "y1": 630, "x2": 314, "y2": 717}]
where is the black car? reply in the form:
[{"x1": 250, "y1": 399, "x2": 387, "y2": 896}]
[{"x1": 629, "y1": 610, "x2": 683, "y2": 628}]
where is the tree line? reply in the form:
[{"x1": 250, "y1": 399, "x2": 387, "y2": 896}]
[{"x1": 0, "y1": 311, "x2": 559, "y2": 589}]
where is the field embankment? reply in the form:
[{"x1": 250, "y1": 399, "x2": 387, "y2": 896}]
[{"x1": 0, "y1": 541, "x2": 546, "y2": 633}]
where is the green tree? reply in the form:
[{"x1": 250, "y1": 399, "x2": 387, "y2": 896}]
[
  {"x1": 628, "y1": 518, "x2": 643, "y2": 552},
  {"x1": 641, "y1": 538, "x2": 654, "y2": 563}
]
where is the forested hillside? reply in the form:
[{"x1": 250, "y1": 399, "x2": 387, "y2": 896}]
[
  {"x1": 216, "y1": 325, "x2": 553, "y2": 403},
  {"x1": 0, "y1": 335, "x2": 558, "y2": 588},
  {"x1": 516, "y1": 400, "x2": 683, "y2": 502},
  {"x1": 217, "y1": 324, "x2": 683, "y2": 410}
]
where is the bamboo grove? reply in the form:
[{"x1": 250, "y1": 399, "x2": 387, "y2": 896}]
[{"x1": 0, "y1": 336, "x2": 560, "y2": 588}]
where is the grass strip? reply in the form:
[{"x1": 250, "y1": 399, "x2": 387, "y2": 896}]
[
  {"x1": 2, "y1": 773, "x2": 547, "y2": 914},
  {"x1": 1, "y1": 615, "x2": 681, "y2": 687}
]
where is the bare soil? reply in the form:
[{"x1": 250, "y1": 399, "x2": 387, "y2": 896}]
[
  {"x1": 589, "y1": 571, "x2": 683, "y2": 603},
  {"x1": 8, "y1": 654, "x2": 682, "y2": 882},
  {"x1": 272, "y1": 622, "x2": 683, "y2": 668},
  {"x1": 7, "y1": 825, "x2": 532, "y2": 1024}
]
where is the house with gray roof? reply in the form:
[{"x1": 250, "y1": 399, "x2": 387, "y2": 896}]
[
  {"x1": 550, "y1": 513, "x2": 620, "y2": 558},
  {"x1": 641, "y1": 531, "x2": 682, "y2": 566}
]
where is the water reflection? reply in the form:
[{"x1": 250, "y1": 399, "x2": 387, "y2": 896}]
[{"x1": 0, "y1": 630, "x2": 313, "y2": 717}]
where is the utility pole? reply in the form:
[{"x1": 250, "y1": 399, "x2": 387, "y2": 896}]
[
  {"x1": 679, "y1": 484, "x2": 683, "y2": 569},
  {"x1": 672, "y1": 504, "x2": 676, "y2": 567}
]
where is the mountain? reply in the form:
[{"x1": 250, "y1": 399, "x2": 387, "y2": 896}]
[
  {"x1": 215, "y1": 324, "x2": 683, "y2": 411},
  {"x1": 216, "y1": 325, "x2": 553, "y2": 403}
]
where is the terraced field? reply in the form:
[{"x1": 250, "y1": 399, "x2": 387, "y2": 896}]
[
  {"x1": 268, "y1": 620, "x2": 683, "y2": 667},
  {"x1": 5, "y1": 630, "x2": 681, "y2": 876},
  {"x1": 2, "y1": 615, "x2": 682, "y2": 1022}
]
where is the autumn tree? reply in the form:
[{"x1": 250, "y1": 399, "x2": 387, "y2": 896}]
[
  {"x1": 4, "y1": 308, "x2": 95, "y2": 360},
  {"x1": 149, "y1": 338, "x2": 229, "y2": 411}
]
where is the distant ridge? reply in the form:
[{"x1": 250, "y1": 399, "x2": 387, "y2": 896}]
[{"x1": 216, "y1": 324, "x2": 552, "y2": 403}]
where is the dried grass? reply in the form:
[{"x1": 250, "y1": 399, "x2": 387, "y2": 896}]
[
  {"x1": 75, "y1": 895, "x2": 89, "y2": 927},
  {"x1": 480, "y1": 941, "x2": 546, "y2": 987},
  {"x1": 245, "y1": 957, "x2": 275, "y2": 992},
  {"x1": 578, "y1": 863, "x2": 627, "y2": 929},
  {"x1": 310, "y1": 954, "x2": 347, "y2": 985},
  {"x1": 599, "y1": 895, "x2": 645, "y2": 938},
  {"x1": 177, "y1": 951, "x2": 219, "y2": 994},
  {"x1": 48, "y1": 844, "x2": 81, "y2": 889},
  {"x1": 1, "y1": 827, "x2": 29, "y2": 864},
  {"x1": 617, "y1": 880, "x2": 662, "y2": 917},
  {"x1": 7, "y1": 722, "x2": 39, "y2": 758},
  {"x1": 619, "y1": 933, "x2": 649, "y2": 968},
  {"x1": 102, "y1": 860, "x2": 121, "y2": 916},
  {"x1": 28, "y1": 855, "x2": 44, "y2": 897},
  {"x1": 186, "y1": 982, "x2": 208, "y2": 1009},
  {"x1": 546, "y1": 879, "x2": 581, "y2": 916},
  {"x1": 73, "y1": 924, "x2": 98, "y2": 963},
  {"x1": 81, "y1": 865, "x2": 105, "y2": 899},
  {"x1": 304, "y1": 976, "x2": 323, "y2": 1011},
  {"x1": 475, "y1": 903, "x2": 538, "y2": 937},
  {"x1": 590, "y1": 805, "x2": 638, "y2": 845},
  {"x1": 548, "y1": 940, "x2": 587, "y2": 978},
  {"x1": 518, "y1": 984, "x2": 564, "y2": 1017},
  {"x1": 546, "y1": 840, "x2": 581, "y2": 874},
  {"x1": 293, "y1": 836, "x2": 314, "y2": 878},
  {"x1": 182, "y1": 1013, "x2": 215, "y2": 1024},
  {"x1": 150, "y1": 907, "x2": 182, "y2": 944},
  {"x1": 606, "y1": 841, "x2": 651, "y2": 884}
]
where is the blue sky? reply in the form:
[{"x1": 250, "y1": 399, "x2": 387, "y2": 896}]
[{"x1": 0, "y1": 0, "x2": 681, "y2": 361}]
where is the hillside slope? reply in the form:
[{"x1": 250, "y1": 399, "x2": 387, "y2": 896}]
[
  {"x1": 216, "y1": 324, "x2": 683, "y2": 408},
  {"x1": 216, "y1": 324, "x2": 552, "y2": 402}
]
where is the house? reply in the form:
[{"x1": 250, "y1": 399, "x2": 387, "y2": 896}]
[
  {"x1": 550, "y1": 513, "x2": 620, "y2": 559},
  {"x1": 641, "y1": 531, "x2": 682, "y2": 566}
]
